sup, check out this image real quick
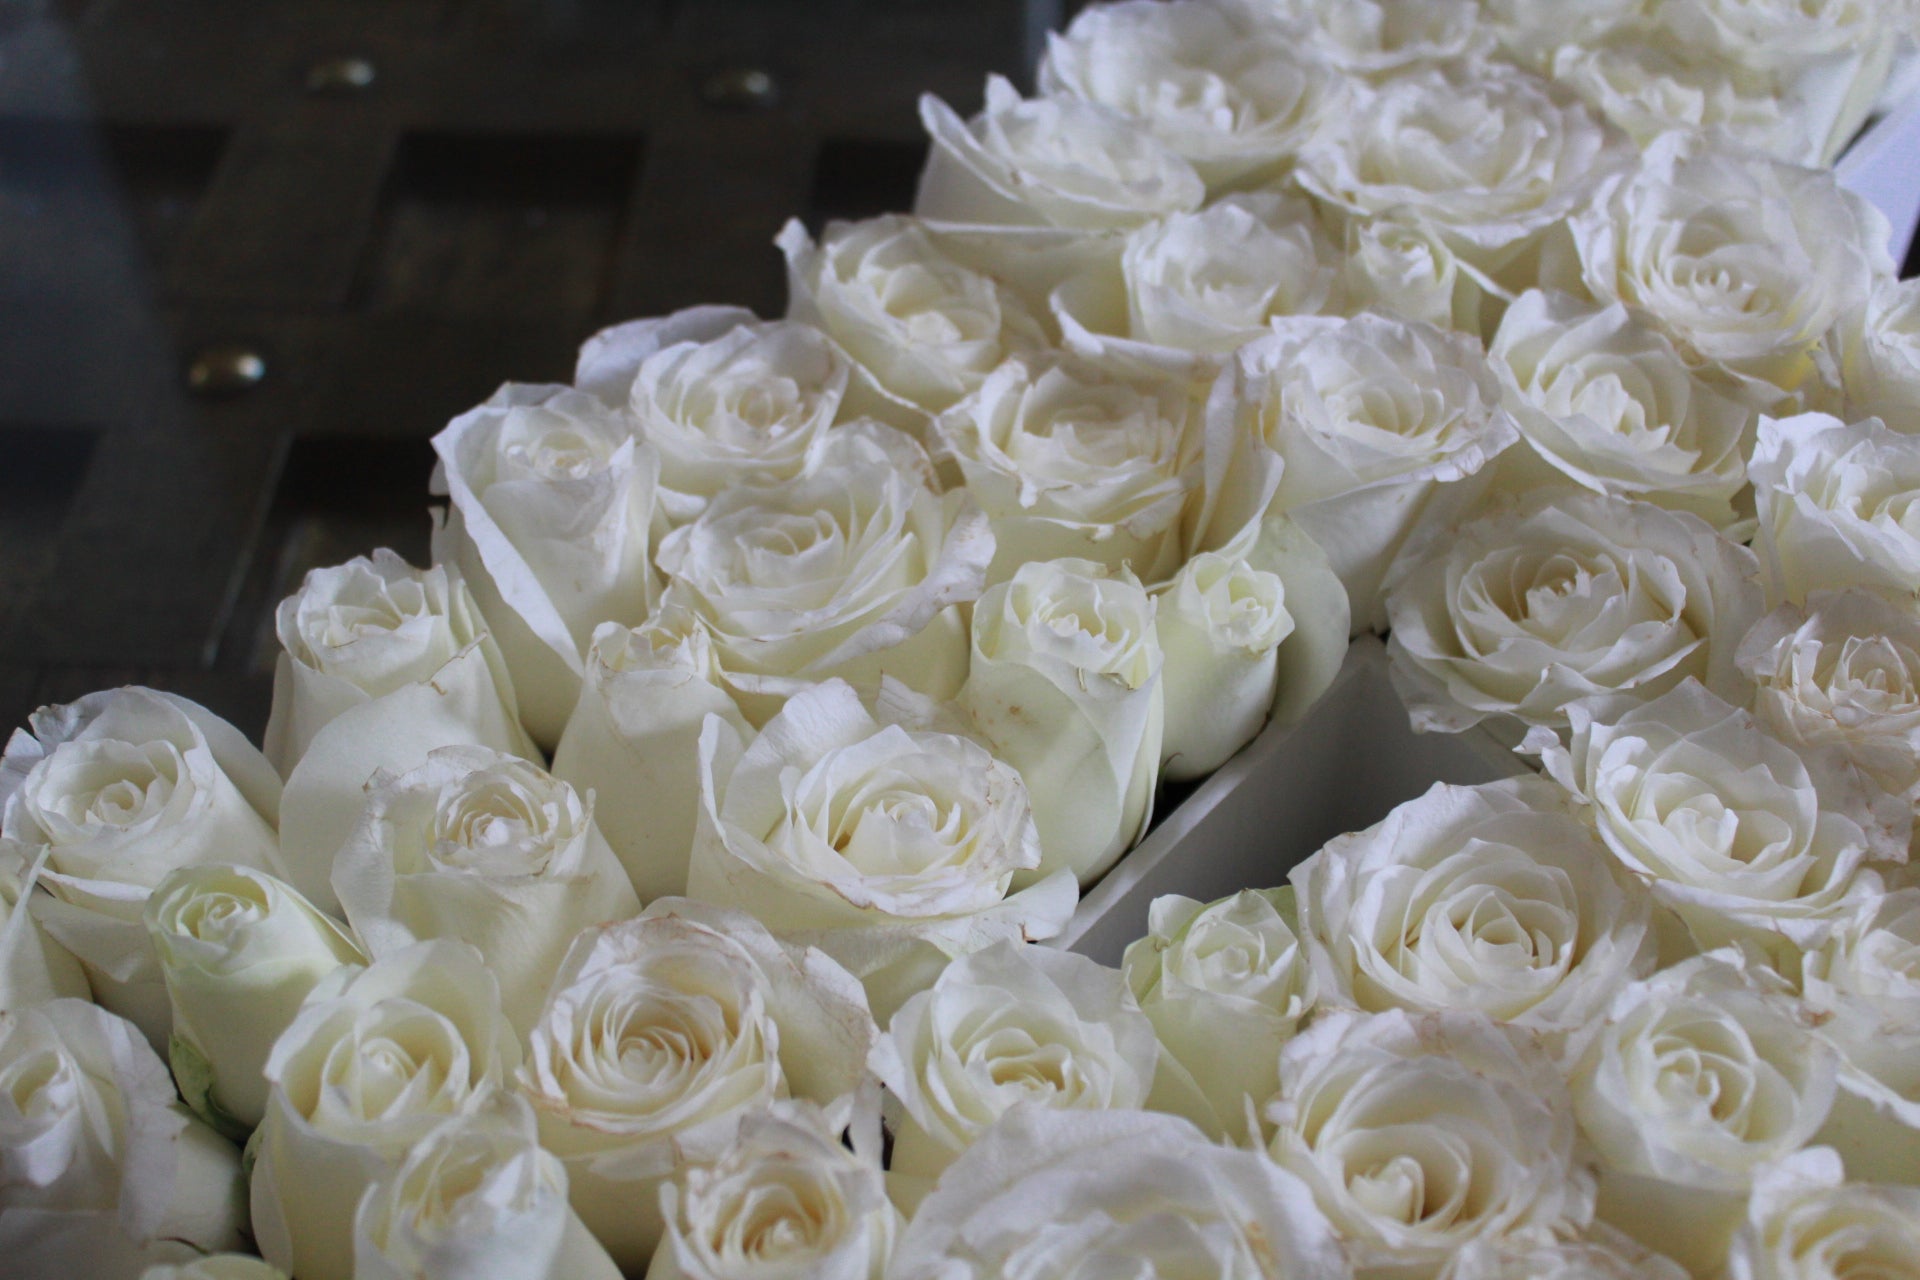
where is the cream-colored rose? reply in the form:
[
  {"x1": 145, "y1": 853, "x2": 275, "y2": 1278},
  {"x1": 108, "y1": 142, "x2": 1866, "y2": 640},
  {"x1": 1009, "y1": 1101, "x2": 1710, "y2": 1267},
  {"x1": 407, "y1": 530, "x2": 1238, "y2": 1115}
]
[
  {"x1": 916, "y1": 75, "x2": 1204, "y2": 231},
  {"x1": 655, "y1": 427, "x2": 992, "y2": 724},
  {"x1": 1341, "y1": 212, "x2": 1507, "y2": 336},
  {"x1": 141, "y1": 1257, "x2": 287, "y2": 1280},
  {"x1": 1297, "y1": 59, "x2": 1623, "y2": 276},
  {"x1": 1441, "y1": 1224, "x2": 1690, "y2": 1280},
  {"x1": 1489, "y1": 289, "x2": 1754, "y2": 529},
  {"x1": 1736, "y1": 590, "x2": 1920, "y2": 859},
  {"x1": 1265, "y1": 1008, "x2": 1595, "y2": 1277},
  {"x1": 516, "y1": 899, "x2": 874, "y2": 1272},
  {"x1": 1225, "y1": 312, "x2": 1519, "y2": 629},
  {"x1": 267, "y1": 552, "x2": 537, "y2": 915},
  {"x1": 1549, "y1": 41, "x2": 1819, "y2": 164},
  {"x1": 331, "y1": 746, "x2": 639, "y2": 1035},
  {"x1": 687, "y1": 680, "x2": 1075, "y2": 1022},
  {"x1": 1296, "y1": 0, "x2": 1490, "y2": 74},
  {"x1": 430, "y1": 382, "x2": 661, "y2": 747},
  {"x1": 353, "y1": 1093, "x2": 619, "y2": 1280},
  {"x1": 250, "y1": 940, "x2": 520, "y2": 1280},
  {"x1": 1572, "y1": 952, "x2": 1837, "y2": 1274},
  {"x1": 1728, "y1": 1146, "x2": 1920, "y2": 1280},
  {"x1": 1294, "y1": 776, "x2": 1655, "y2": 1049},
  {"x1": 1750, "y1": 412, "x2": 1920, "y2": 609},
  {"x1": 887, "y1": 1105, "x2": 1343, "y2": 1280},
  {"x1": 1828, "y1": 276, "x2": 1920, "y2": 428},
  {"x1": 550, "y1": 610, "x2": 751, "y2": 901},
  {"x1": 1036, "y1": 0, "x2": 1346, "y2": 190},
  {"x1": 870, "y1": 941, "x2": 1159, "y2": 1211},
  {"x1": 1385, "y1": 489, "x2": 1763, "y2": 733},
  {"x1": 777, "y1": 215, "x2": 1047, "y2": 425},
  {"x1": 1, "y1": 999, "x2": 246, "y2": 1277},
  {"x1": 2, "y1": 687, "x2": 284, "y2": 1047},
  {"x1": 145, "y1": 863, "x2": 362, "y2": 1134},
  {"x1": 649, "y1": 1101, "x2": 897, "y2": 1280},
  {"x1": 1480, "y1": 0, "x2": 1640, "y2": 71},
  {"x1": 1533, "y1": 681, "x2": 1880, "y2": 959},
  {"x1": 1154, "y1": 547, "x2": 1292, "y2": 781},
  {"x1": 961, "y1": 558, "x2": 1163, "y2": 885},
  {"x1": 1569, "y1": 132, "x2": 1890, "y2": 400},
  {"x1": 0, "y1": 847, "x2": 88, "y2": 1013},
  {"x1": 1120, "y1": 887, "x2": 1316, "y2": 1141}
]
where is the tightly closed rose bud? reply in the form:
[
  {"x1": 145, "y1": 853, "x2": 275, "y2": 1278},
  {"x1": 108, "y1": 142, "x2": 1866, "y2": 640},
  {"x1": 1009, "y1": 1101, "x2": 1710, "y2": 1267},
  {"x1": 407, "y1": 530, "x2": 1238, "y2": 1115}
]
[
  {"x1": 550, "y1": 610, "x2": 751, "y2": 901},
  {"x1": 250, "y1": 940, "x2": 521, "y2": 1280},
  {"x1": 962, "y1": 558, "x2": 1163, "y2": 885},
  {"x1": 515, "y1": 900, "x2": 875, "y2": 1272},
  {"x1": 430, "y1": 381, "x2": 663, "y2": 747},
  {"x1": 916, "y1": 75, "x2": 1204, "y2": 231},
  {"x1": 687, "y1": 679, "x2": 1075, "y2": 1021},
  {"x1": 267, "y1": 552, "x2": 537, "y2": 915},
  {"x1": 870, "y1": 940, "x2": 1159, "y2": 1212},
  {"x1": 886, "y1": 1105, "x2": 1344, "y2": 1280},
  {"x1": 145, "y1": 863, "x2": 363, "y2": 1134},
  {"x1": 2, "y1": 687, "x2": 284, "y2": 1047},
  {"x1": 1154, "y1": 546, "x2": 1292, "y2": 781},
  {"x1": 1, "y1": 1000, "x2": 247, "y2": 1276},
  {"x1": 1750, "y1": 413, "x2": 1920, "y2": 610},
  {"x1": 1121, "y1": 887, "x2": 1316, "y2": 1141},
  {"x1": 352, "y1": 1093, "x2": 620, "y2": 1280},
  {"x1": 331, "y1": 745, "x2": 640, "y2": 1035}
]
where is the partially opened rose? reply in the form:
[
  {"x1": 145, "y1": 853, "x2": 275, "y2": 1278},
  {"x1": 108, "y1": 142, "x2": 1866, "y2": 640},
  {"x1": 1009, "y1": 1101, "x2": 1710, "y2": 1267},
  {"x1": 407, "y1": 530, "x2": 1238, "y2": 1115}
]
[
  {"x1": 886, "y1": 1105, "x2": 1344, "y2": 1280},
  {"x1": 0, "y1": 849, "x2": 87, "y2": 1011},
  {"x1": 916, "y1": 75, "x2": 1204, "y2": 231},
  {"x1": 1341, "y1": 213, "x2": 1505, "y2": 336},
  {"x1": 515, "y1": 900, "x2": 874, "y2": 1272},
  {"x1": 1441, "y1": 1225, "x2": 1689, "y2": 1280},
  {"x1": 1, "y1": 687, "x2": 284, "y2": 1046},
  {"x1": 687, "y1": 679, "x2": 1075, "y2": 1021},
  {"x1": 430, "y1": 381, "x2": 661, "y2": 746},
  {"x1": 1548, "y1": 42, "x2": 1817, "y2": 165},
  {"x1": 141, "y1": 1257, "x2": 287, "y2": 1280},
  {"x1": 1154, "y1": 544, "x2": 1293, "y2": 780},
  {"x1": 1750, "y1": 412, "x2": 1920, "y2": 609},
  {"x1": 1827, "y1": 275, "x2": 1920, "y2": 427},
  {"x1": 1294, "y1": 0, "x2": 1489, "y2": 74},
  {"x1": 1727, "y1": 1146, "x2": 1920, "y2": 1280},
  {"x1": 1036, "y1": 0, "x2": 1345, "y2": 190},
  {"x1": 1, "y1": 999, "x2": 246, "y2": 1277}
]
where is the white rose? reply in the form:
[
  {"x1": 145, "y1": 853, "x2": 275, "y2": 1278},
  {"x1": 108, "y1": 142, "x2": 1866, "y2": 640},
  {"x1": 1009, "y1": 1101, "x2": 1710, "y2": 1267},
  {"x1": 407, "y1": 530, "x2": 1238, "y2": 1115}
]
[
  {"x1": 776, "y1": 215, "x2": 1048, "y2": 422},
  {"x1": 1799, "y1": 889, "x2": 1920, "y2": 1184},
  {"x1": 916, "y1": 75, "x2": 1204, "y2": 231},
  {"x1": 1297, "y1": 60, "x2": 1623, "y2": 276},
  {"x1": 1037, "y1": 0, "x2": 1346, "y2": 191},
  {"x1": 1294, "y1": 776, "x2": 1656, "y2": 1047},
  {"x1": 1728, "y1": 1146, "x2": 1920, "y2": 1280},
  {"x1": 331, "y1": 745, "x2": 640, "y2": 1035},
  {"x1": 1571, "y1": 952, "x2": 1837, "y2": 1274},
  {"x1": 649, "y1": 1101, "x2": 897, "y2": 1280},
  {"x1": 1488, "y1": 289, "x2": 1754, "y2": 529},
  {"x1": 1534, "y1": 681, "x2": 1880, "y2": 959},
  {"x1": 687, "y1": 680, "x2": 1075, "y2": 1022},
  {"x1": 144, "y1": 863, "x2": 363, "y2": 1133},
  {"x1": 1264, "y1": 1008, "x2": 1594, "y2": 1276},
  {"x1": 1, "y1": 999, "x2": 245, "y2": 1277},
  {"x1": 1120, "y1": 887, "x2": 1316, "y2": 1141},
  {"x1": 353, "y1": 1093, "x2": 620, "y2": 1280},
  {"x1": 1297, "y1": 0, "x2": 1491, "y2": 74},
  {"x1": 250, "y1": 940, "x2": 520, "y2": 1280},
  {"x1": 870, "y1": 940, "x2": 1159, "y2": 1210},
  {"x1": 1569, "y1": 132, "x2": 1889, "y2": 400},
  {"x1": 1441, "y1": 1224, "x2": 1690, "y2": 1280},
  {"x1": 1548, "y1": 42, "x2": 1819, "y2": 164},
  {"x1": 550, "y1": 610, "x2": 751, "y2": 901},
  {"x1": 1340, "y1": 212, "x2": 1506, "y2": 336},
  {"x1": 1479, "y1": 0, "x2": 1640, "y2": 71},
  {"x1": 141, "y1": 1257, "x2": 287, "y2": 1280},
  {"x1": 1052, "y1": 193, "x2": 1344, "y2": 370},
  {"x1": 887, "y1": 1105, "x2": 1343, "y2": 1280},
  {"x1": 1, "y1": 687, "x2": 283, "y2": 1047},
  {"x1": 1827, "y1": 276, "x2": 1920, "y2": 427},
  {"x1": 1154, "y1": 546, "x2": 1291, "y2": 781},
  {"x1": 1750, "y1": 412, "x2": 1920, "y2": 609},
  {"x1": 430, "y1": 382, "x2": 661, "y2": 747},
  {"x1": 962, "y1": 558, "x2": 1163, "y2": 885},
  {"x1": 516, "y1": 899, "x2": 875, "y2": 1271},
  {"x1": 267, "y1": 552, "x2": 537, "y2": 915},
  {"x1": 1225, "y1": 312, "x2": 1519, "y2": 629},
  {"x1": 0, "y1": 847, "x2": 87, "y2": 1012},
  {"x1": 1385, "y1": 489, "x2": 1763, "y2": 733},
  {"x1": 1736, "y1": 590, "x2": 1920, "y2": 859},
  {"x1": 655, "y1": 427, "x2": 992, "y2": 724}
]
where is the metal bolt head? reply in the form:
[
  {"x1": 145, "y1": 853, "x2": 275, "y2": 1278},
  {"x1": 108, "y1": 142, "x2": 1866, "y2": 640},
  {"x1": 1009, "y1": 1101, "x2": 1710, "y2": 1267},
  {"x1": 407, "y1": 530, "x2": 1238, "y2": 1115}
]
[
  {"x1": 701, "y1": 67, "x2": 779, "y2": 110},
  {"x1": 186, "y1": 345, "x2": 267, "y2": 395},
  {"x1": 306, "y1": 56, "x2": 376, "y2": 95}
]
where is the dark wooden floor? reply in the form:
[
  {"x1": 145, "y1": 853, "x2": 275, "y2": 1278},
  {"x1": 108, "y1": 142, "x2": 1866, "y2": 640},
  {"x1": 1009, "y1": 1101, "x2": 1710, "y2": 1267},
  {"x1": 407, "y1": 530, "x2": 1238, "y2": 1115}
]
[{"x1": 0, "y1": 0, "x2": 1057, "y2": 741}]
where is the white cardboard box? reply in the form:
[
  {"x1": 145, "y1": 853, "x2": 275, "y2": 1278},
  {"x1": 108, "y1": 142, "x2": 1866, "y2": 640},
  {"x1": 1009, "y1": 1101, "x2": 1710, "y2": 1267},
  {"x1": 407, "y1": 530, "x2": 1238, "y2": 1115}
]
[{"x1": 1058, "y1": 636, "x2": 1526, "y2": 967}]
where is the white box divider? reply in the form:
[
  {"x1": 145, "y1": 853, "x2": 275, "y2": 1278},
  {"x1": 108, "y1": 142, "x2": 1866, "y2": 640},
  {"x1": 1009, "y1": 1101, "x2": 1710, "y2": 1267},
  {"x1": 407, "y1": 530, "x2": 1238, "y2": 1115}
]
[
  {"x1": 1839, "y1": 85, "x2": 1920, "y2": 268},
  {"x1": 1057, "y1": 635, "x2": 1527, "y2": 967}
]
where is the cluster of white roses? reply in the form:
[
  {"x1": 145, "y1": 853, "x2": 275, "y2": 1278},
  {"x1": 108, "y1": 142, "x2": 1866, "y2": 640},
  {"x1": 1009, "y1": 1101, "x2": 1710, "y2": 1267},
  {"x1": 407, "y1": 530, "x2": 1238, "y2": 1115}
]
[{"x1": 8, "y1": 0, "x2": 1920, "y2": 1276}]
